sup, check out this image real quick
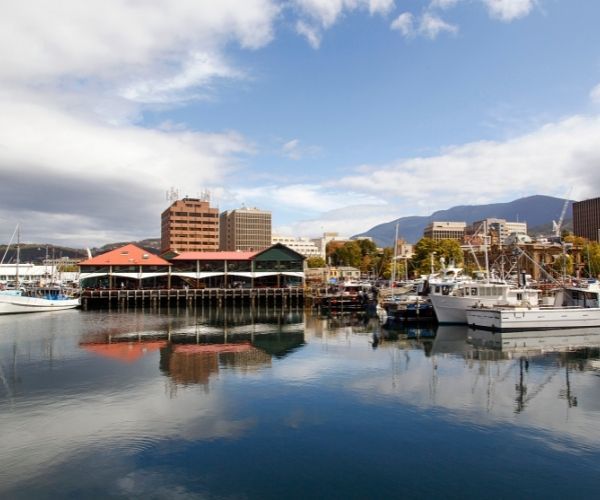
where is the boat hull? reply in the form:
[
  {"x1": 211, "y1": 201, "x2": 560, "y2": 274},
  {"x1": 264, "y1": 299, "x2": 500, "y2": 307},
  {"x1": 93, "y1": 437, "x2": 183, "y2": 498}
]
[
  {"x1": 466, "y1": 307, "x2": 600, "y2": 332},
  {"x1": 430, "y1": 295, "x2": 509, "y2": 324},
  {"x1": 0, "y1": 295, "x2": 80, "y2": 314}
]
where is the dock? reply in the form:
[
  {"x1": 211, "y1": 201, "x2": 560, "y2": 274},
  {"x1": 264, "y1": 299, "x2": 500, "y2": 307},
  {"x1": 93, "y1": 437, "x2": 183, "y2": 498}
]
[{"x1": 81, "y1": 287, "x2": 304, "y2": 308}]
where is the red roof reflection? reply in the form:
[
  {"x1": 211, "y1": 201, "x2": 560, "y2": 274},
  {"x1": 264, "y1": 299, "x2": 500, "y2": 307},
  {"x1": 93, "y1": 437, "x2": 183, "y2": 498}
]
[{"x1": 81, "y1": 341, "x2": 167, "y2": 363}]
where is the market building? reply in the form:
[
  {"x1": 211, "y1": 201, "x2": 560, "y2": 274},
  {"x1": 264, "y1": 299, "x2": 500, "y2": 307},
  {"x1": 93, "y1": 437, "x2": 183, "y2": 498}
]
[{"x1": 79, "y1": 243, "x2": 305, "y2": 289}]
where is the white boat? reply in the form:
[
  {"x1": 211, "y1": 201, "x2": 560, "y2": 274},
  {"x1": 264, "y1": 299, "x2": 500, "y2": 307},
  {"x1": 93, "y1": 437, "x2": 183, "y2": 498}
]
[
  {"x1": 430, "y1": 281, "x2": 540, "y2": 324},
  {"x1": 0, "y1": 287, "x2": 80, "y2": 314},
  {"x1": 0, "y1": 225, "x2": 80, "y2": 314},
  {"x1": 465, "y1": 281, "x2": 600, "y2": 331}
]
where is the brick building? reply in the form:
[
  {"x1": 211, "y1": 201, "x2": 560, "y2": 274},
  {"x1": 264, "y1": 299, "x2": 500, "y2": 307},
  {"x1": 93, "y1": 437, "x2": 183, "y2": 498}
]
[{"x1": 161, "y1": 197, "x2": 220, "y2": 253}]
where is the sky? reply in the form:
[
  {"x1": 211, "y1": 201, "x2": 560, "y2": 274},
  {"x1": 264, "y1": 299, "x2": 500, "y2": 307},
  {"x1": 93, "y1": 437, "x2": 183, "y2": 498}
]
[{"x1": 1, "y1": 0, "x2": 600, "y2": 247}]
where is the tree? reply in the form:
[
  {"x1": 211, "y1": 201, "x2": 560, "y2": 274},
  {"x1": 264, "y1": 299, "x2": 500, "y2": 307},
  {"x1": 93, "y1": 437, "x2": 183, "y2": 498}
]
[
  {"x1": 330, "y1": 241, "x2": 362, "y2": 268},
  {"x1": 306, "y1": 256, "x2": 326, "y2": 268},
  {"x1": 582, "y1": 241, "x2": 600, "y2": 278},
  {"x1": 563, "y1": 234, "x2": 586, "y2": 246},
  {"x1": 552, "y1": 253, "x2": 574, "y2": 276},
  {"x1": 410, "y1": 238, "x2": 463, "y2": 276}
]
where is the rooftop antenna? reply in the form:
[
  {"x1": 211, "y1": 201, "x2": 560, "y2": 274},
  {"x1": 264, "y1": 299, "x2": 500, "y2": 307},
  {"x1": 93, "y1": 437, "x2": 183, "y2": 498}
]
[
  {"x1": 166, "y1": 187, "x2": 180, "y2": 203},
  {"x1": 199, "y1": 189, "x2": 211, "y2": 202}
]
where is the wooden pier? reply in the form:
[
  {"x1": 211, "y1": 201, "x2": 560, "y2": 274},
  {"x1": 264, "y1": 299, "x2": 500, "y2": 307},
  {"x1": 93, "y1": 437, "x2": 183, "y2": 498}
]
[{"x1": 81, "y1": 287, "x2": 304, "y2": 309}]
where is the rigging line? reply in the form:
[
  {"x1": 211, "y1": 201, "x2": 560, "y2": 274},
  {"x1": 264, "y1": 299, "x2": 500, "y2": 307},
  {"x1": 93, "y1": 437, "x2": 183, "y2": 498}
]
[
  {"x1": 513, "y1": 245, "x2": 561, "y2": 286},
  {"x1": 0, "y1": 224, "x2": 19, "y2": 265}
]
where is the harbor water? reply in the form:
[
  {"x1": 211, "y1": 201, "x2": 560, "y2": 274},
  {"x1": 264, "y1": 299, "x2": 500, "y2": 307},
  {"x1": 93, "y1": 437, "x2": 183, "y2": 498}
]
[{"x1": 2, "y1": 307, "x2": 600, "y2": 498}]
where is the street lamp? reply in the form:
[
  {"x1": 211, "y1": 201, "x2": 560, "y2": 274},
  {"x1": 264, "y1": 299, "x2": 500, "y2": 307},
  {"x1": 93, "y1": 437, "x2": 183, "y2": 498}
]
[{"x1": 430, "y1": 251, "x2": 437, "y2": 275}]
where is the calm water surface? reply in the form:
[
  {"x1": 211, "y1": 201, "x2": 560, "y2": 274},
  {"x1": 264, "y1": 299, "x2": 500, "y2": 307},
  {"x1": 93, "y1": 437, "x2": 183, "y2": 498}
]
[{"x1": 1, "y1": 306, "x2": 600, "y2": 499}]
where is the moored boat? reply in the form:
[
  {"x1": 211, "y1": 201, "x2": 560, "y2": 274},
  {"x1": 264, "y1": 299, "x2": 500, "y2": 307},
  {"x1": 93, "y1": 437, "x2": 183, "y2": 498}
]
[
  {"x1": 0, "y1": 286, "x2": 80, "y2": 314},
  {"x1": 430, "y1": 281, "x2": 540, "y2": 324},
  {"x1": 465, "y1": 281, "x2": 600, "y2": 331}
]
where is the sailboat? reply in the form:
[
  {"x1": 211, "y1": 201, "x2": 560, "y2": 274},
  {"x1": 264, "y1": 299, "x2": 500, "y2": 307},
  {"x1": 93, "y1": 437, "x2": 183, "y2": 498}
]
[{"x1": 0, "y1": 225, "x2": 80, "y2": 314}]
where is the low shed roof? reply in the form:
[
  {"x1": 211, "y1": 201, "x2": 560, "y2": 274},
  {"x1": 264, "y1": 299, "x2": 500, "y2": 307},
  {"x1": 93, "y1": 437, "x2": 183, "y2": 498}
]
[{"x1": 79, "y1": 244, "x2": 170, "y2": 266}]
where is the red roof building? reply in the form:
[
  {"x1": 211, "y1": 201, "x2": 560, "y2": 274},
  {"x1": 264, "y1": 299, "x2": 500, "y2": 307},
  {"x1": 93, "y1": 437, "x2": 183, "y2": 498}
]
[
  {"x1": 79, "y1": 244, "x2": 170, "y2": 266},
  {"x1": 79, "y1": 243, "x2": 305, "y2": 289}
]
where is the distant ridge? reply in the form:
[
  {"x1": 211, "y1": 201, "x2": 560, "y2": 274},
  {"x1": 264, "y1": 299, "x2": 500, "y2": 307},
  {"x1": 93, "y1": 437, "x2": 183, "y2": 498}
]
[
  {"x1": 354, "y1": 195, "x2": 574, "y2": 247},
  {"x1": 0, "y1": 238, "x2": 161, "y2": 264}
]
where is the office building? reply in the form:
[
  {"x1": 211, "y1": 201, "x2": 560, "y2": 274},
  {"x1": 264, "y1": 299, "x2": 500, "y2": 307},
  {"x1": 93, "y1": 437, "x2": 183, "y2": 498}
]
[
  {"x1": 220, "y1": 207, "x2": 272, "y2": 251},
  {"x1": 423, "y1": 221, "x2": 466, "y2": 241},
  {"x1": 161, "y1": 197, "x2": 220, "y2": 253}
]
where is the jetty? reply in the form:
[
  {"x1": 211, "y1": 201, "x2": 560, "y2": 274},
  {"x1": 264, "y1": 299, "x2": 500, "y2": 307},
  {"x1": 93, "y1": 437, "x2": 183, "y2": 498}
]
[{"x1": 81, "y1": 287, "x2": 304, "y2": 309}]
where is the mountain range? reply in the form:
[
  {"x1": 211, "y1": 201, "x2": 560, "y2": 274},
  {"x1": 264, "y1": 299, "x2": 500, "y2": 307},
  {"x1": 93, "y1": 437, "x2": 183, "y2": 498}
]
[{"x1": 353, "y1": 195, "x2": 573, "y2": 247}]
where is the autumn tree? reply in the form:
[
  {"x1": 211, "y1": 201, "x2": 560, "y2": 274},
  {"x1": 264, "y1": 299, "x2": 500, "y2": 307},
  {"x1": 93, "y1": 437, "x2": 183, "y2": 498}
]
[
  {"x1": 410, "y1": 238, "x2": 463, "y2": 276},
  {"x1": 582, "y1": 241, "x2": 600, "y2": 278}
]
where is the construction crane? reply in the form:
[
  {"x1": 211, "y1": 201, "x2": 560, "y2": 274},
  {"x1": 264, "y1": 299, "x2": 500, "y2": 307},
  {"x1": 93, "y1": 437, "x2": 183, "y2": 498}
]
[{"x1": 552, "y1": 189, "x2": 572, "y2": 238}]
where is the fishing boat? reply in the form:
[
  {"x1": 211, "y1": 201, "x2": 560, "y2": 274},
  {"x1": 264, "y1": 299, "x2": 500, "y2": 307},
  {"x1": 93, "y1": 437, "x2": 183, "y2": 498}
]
[
  {"x1": 430, "y1": 280, "x2": 540, "y2": 324},
  {"x1": 0, "y1": 225, "x2": 80, "y2": 314},
  {"x1": 0, "y1": 286, "x2": 80, "y2": 314},
  {"x1": 465, "y1": 281, "x2": 600, "y2": 332}
]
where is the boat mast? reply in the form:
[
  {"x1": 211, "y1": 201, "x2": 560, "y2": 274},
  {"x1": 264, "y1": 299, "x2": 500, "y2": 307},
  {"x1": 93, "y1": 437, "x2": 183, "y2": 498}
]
[
  {"x1": 481, "y1": 220, "x2": 489, "y2": 282},
  {"x1": 391, "y1": 222, "x2": 399, "y2": 284},
  {"x1": 15, "y1": 224, "x2": 20, "y2": 289}
]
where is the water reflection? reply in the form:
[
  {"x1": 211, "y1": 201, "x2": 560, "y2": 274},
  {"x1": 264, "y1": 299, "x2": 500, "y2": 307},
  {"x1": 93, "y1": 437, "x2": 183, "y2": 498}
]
[
  {"x1": 78, "y1": 306, "x2": 306, "y2": 389},
  {"x1": 1, "y1": 309, "x2": 600, "y2": 498},
  {"x1": 466, "y1": 327, "x2": 600, "y2": 415}
]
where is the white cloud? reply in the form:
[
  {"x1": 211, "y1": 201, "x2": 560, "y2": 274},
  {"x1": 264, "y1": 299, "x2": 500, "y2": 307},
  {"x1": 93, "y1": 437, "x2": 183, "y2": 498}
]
[
  {"x1": 0, "y1": 1, "x2": 279, "y2": 105},
  {"x1": 482, "y1": 0, "x2": 536, "y2": 22},
  {"x1": 0, "y1": 90, "x2": 252, "y2": 245},
  {"x1": 281, "y1": 139, "x2": 321, "y2": 160},
  {"x1": 430, "y1": 0, "x2": 461, "y2": 9},
  {"x1": 334, "y1": 115, "x2": 600, "y2": 212},
  {"x1": 293, "y1": 0, "x2": 395, "y2": 47},
  {"x1": 120, "y1": 52, "x2": 243, "y2": 104},
  {"x1": 391, "y1": 12, "x2": 458, "y2": 39},
  {"x1": 590, "y1": 84, "x2": 600, "y2": 105},
  {"x1": 296, "y1": 20, "x2": 324, "y2": 49},
  {"x1": 277, "y1": 204, "x2": 402, "y2": 238},
  {"x1": 390, "y1": 12, "x2": 415, "y2": 37},
  {"x1": 419, "y1": 13, "x2": 459, "y2": 39},
  {"x1": 367, "y1": 0, "x2": 396, "y2": 15}
]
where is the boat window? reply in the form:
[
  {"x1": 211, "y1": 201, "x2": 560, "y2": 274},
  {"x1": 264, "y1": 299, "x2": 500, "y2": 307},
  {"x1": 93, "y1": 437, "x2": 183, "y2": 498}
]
[
  {"x1": 516, "y1": 293, "x2": 523, "y2": 301},
  {"x1": 464, "y1": 288, "x2": 470, "y2": 296},
  {"x1": 471, "y1": 288, "x2": 477, "y2": 296},
  {"x1": 442, "y1": 286, "x2": 450, "y2": 295}
]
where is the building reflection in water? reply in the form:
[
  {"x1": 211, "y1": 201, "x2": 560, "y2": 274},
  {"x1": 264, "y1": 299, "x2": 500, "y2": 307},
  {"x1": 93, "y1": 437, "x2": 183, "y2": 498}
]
[{"x1": 79, "y1": 306, "x2": 306, "y2": 389}]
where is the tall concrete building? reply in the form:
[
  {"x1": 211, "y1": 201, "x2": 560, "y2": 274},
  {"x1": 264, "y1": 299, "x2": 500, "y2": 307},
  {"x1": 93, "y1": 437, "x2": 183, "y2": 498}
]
[
  {"x1": 220, "y1": 207, "x2": 272, "y2": 251},
  {"x1": 574, "y1": 196, "x2": 600, "y2": 242},
  {"x1": 161, "y1": 197, "x2": 219, "y2": 253},
  {"x1": 423, "y1": 221, "x2": 466, "y2": 241}
]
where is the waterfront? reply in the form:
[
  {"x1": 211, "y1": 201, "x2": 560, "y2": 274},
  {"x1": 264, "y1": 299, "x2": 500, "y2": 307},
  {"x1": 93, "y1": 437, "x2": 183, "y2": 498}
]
[{"x1": 2, "y1": 308, "x2": 600, "y2": 498}]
